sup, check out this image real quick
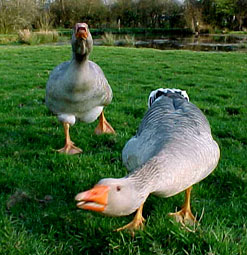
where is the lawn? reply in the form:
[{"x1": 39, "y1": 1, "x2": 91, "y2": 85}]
[{"x1": 0, "y1": 44, "x2": 247, "y2": 255}]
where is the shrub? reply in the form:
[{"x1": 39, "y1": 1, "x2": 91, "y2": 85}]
[
  {"x1": 33, "y1": 30, "x2": 59, "y2": 44},
  {"x1": 18, "y1": 29, "x2": 59, "y2": 45},
  {"x1": 18, "y1": 29, "x2": 32, "y2": 44},
  {"x1": 101, "y1": 32, "x2": 135, "y2": 47},
  {"x1": 124, "y1": 34, "x2": 135, "y2": 46},
  {"x1": 0, "y1": 34, "x2": 18, "y2": 45},
  {"x1": 102, "y1": 32, "x2": 116, "y2": 46}
]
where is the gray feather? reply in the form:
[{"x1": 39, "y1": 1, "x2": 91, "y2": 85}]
[{"x1": 123, "y1": 92, "x2": 220, "y2": 197}]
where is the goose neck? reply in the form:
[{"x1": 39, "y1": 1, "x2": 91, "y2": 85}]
[
  {"x1": 72, "y1": 53, "x2": 89, "y2": 63},
  {"x1": 127, "y1": 163, "x2": 159, "y2": 200}
]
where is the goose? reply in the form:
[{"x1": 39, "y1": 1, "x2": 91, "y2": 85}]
[
  {"x1": 46, "y1": 23, "x2": 115, "y2": 154},
  {"x1": 75, "y1": 88, "x2": 220, "y2": 232}
]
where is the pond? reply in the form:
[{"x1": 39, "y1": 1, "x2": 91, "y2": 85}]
[{"x1": 94, "y1": 33, "x2": 247, "y2": 52}]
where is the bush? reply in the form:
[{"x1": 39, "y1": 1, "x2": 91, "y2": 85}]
[
  {"x1": 18, "y1": 29, "x2": 32, "y2": 44},
  {"x1": 18, "y1": 29, "x2": 59, "y2": 45},
  {"x1": 102, "y1": 32, "x2": 116, "y2": 46},
  {"x1": 124, "y1": 34, "x2": 135, "y2": 46},
  {"x1": 0, "y1": 34, "x2": 18, "y2": 45}
]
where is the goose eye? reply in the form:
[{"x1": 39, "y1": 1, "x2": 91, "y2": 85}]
[{"x1": 116, "y1": 186, "x2": 121, "y2": 192}]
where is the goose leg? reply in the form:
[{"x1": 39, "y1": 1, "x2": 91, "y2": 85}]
[
  {"x1": 168, "y1": 186, "x2": 196, "y2": 225},
  {"x1": 57, "y1": 122, "x2": 82, "y2": 155},
  {"x1": 116, "y1": 203, "x2": 145, "y2": 235},
  {"x1": 94, "y1": 111, "x2": 115, "y2": 135}
]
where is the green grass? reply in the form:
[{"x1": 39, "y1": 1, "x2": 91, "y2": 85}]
[
  {"x1": 0, "y1": 45, "x2": 247, "y2": 255},
  {"x1": 228, "y1": 31, "x2": 247, "y2": 35}
]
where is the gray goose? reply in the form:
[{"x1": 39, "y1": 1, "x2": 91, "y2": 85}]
[
  {"x1": 75, "y1": 88, "x2": 220, "y2": 232},
  {"x1": 46, "y1": 23, "x2": 115, "y2": 154}
]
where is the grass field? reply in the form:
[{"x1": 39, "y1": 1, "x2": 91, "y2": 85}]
[{"x1": 0, "y1": 44, "x2": 247, "y2": 255}]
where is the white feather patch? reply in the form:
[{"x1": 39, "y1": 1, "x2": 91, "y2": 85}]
[
  {"x1": 58, "y1": 114, "x2": 76, "y2": 125},
  {"x1": 148, "y1": 88, "x2": 189, "y2": 108}
]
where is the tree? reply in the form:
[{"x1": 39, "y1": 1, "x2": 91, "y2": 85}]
[
  {"x1": 0, "y1": 0, "x2": 38, "y2": 33},
  {"x1": 183, "y1": 0, "x2": 203, "y2": 32},
  {"x1": 137, "y1": 0, "x2": 182, "y2": 28},
  {"x1": 50, "y1": 0, "x2": 109, "y2": 28},
  {"x1": 110, "y1": 0, "x2": 138, "y2": 28},
  {"x1": 214, "y1": 0, "x2": 235, "y2": 28},
  {"x1": 234, "y1": 0, "x2": 247, "y2": 30}
]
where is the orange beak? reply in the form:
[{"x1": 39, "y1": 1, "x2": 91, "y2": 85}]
[
  {"x1": 75, "y1": 185, "x2": 109, "y2": 212},
  {"x1": 76, "y1": 29, "x2": 88, "y2": 40},
  {"x1": 75, "y1": 23, "x2": 88, "y2": 40}
]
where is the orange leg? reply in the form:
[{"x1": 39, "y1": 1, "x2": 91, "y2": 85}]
[
  {"x1": 57, "y1": 123, "x2": 82, "y2": 155},
  {"x1": 168, "y1": 186, "x2": 196, "y2": 225},
  {"x1": 94, "y1": 111, "x2": 115, "y2": 135},
  {"x1": 116, "y1": 203, "x2": 145, "y2": 235}
]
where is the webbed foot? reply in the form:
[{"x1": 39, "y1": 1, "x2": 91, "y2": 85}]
[
  {"x1": 95, "y1": 111, "x2": 115, "y2": 135},
  {"x1": 168, "y1": 186, "x2": 196, "y2": 226},
  {"x1": 168, "y1": 208, "x2": 196, "y2": 226},
  {"x1": 57, "y1": 141, "x2": 82, "y2": 155},
  {"x1": 115, "y1": 203, "x2": 145, "y2": 236}
]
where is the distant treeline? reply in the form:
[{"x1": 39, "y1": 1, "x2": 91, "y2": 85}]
[{"x1": 0, "y1": 0, "x2": 247, "y2": 34}]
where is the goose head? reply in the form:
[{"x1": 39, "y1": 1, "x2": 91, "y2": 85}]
[
  {"x1": 72, "y1": 23, "x2": 93, "y2": 60},
  {"x1": 75, "y1": 178, "x2": 142, "y2": 217}
]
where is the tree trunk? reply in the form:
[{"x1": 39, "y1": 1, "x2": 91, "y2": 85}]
[
  {"x1": 239, "y1": 16, "x2": 243, "y2": 31},
  {"x1": 60, "y1": 0, "x2": 65, "y2": 15}
]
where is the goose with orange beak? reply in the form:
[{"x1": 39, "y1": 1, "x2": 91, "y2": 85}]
[
  {"x1": 46, "y1": 23, "x2": 115, "y2": 155},
  {"x1": 76, "y1": 88, "x2": 220, "y2": 232}
]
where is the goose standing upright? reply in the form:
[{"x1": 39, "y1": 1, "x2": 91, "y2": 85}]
[
  {"x1": 75, "y1": 88, "x2": 220, "y2": 232},
  {"x1": 46, "y1": 23, "x2": 115, "y2": 154}
]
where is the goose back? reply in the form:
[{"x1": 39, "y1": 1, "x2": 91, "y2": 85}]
[{"x1": 122, "y1": 93, "x2": 220, "y2": 190}]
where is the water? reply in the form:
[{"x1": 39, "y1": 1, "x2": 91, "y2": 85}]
[{"x1": 94, "y1": 33, "x2": 247, "y2": 52}]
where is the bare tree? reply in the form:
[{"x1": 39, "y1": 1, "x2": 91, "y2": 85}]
[
  {"x1": 0, "y1": 0, "x2": 38, "y2": 33},
  {"x1": 235, "y1": 0, "x2": 247, "y2": 30},
  {"x1": 183, "y1": 0, "x2": 202, "y2": 32}
]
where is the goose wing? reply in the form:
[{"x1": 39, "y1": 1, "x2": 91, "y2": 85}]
[
  {"x1": 88, "y1": 61, "x2": 113, "y2": 107},
  {"x1": 45, "y1": 61, "x2": 70, "y2": 113}
]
